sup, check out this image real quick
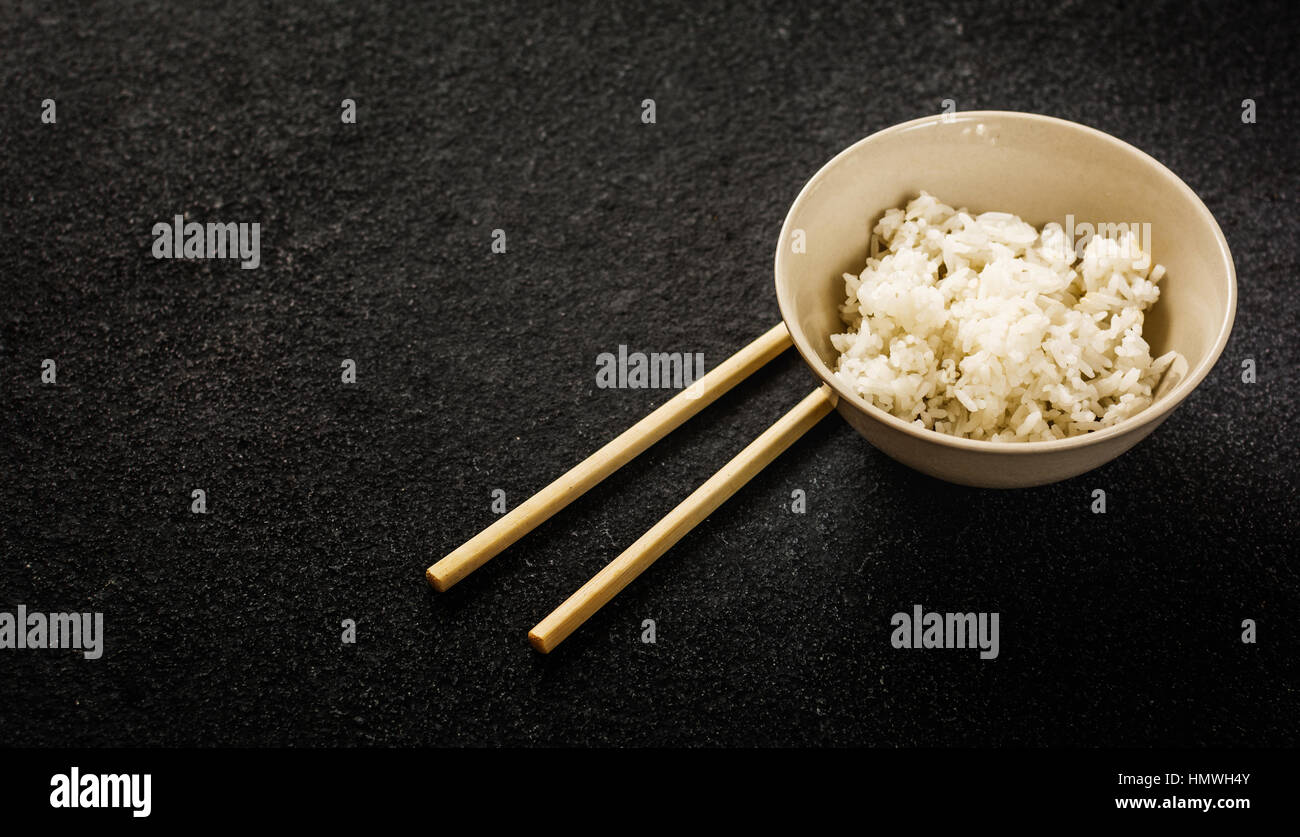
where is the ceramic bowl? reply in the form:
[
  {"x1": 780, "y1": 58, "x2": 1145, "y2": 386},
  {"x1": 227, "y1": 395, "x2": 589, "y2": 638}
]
[{"x1": 774, "y1": 111, "x2": 1236, "y2": 487}]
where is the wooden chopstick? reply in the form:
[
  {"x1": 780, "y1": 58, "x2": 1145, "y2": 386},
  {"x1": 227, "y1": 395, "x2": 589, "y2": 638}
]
[
  {"x1": 528, "y1": 384, "x2": 836, "y2": 653},
  {"x1": 426, "y1": 323, "x2": 793, "y2": 591}
]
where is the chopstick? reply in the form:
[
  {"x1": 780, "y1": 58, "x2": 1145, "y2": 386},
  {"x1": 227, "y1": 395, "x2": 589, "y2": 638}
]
[
  {"x1": 426, "y1": 323, "x2": 793, "y2": 591},
  {"x1": 528, "y1": 384, "x2": 836, "y2": 653}
]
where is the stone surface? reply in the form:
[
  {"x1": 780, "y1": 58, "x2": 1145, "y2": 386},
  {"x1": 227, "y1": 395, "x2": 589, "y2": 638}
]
[{"x1": 0, "y1": 0, "x2": 1296, "y2": 745}]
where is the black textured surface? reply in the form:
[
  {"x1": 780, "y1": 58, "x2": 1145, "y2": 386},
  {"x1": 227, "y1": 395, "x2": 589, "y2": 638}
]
[{"x1": 1, "y1": 0, "x2": 1297, "y2": 747}]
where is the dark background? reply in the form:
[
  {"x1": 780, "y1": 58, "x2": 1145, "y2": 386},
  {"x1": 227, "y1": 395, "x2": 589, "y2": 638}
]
[{"x1": 1, "y1": 0, "x2": 1296, "y2": 746}]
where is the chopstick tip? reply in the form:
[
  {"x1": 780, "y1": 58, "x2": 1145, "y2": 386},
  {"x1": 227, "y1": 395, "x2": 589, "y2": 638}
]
[
  {"x1": 425, "y1": 566, "x2": 450, "y2": 592},
  {"x1": 527, "y1": 629, "x2": 552, "y2": 654}
]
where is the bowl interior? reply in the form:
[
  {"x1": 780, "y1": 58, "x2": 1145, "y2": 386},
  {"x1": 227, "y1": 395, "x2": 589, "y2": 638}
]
[{"x1": 775, "y1": 111, "x2": 1236, "y2": 441}]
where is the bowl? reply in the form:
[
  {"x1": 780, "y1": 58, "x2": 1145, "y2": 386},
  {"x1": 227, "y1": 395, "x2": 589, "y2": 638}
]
[{"x1": 774, "y1": 111, "x2": 1236, "y2": 488}]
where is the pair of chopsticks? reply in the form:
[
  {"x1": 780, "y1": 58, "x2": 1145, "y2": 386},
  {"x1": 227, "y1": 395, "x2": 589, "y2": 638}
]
[{"x1": 426, "y1": 322, "x2": 836, "y2": 652}]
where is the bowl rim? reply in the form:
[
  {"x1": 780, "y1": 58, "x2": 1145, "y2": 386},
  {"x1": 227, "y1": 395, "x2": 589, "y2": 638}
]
[{"x1": 774, "y1": 109, "x2": 1238, "y2": 455}]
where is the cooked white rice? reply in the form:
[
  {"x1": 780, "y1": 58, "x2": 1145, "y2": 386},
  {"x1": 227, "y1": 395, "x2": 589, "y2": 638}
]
[{"x1": 831, "y1": 192, "x2": 1179, "y2": 441}]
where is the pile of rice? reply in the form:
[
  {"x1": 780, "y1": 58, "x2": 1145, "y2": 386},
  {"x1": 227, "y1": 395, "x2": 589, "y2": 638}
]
[{"x1": 831, "y1": 192, "x2": 1178, "y2": 441}]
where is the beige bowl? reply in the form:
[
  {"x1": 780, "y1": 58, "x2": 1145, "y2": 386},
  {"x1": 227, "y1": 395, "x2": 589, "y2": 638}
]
[{"x1": 774, "y1": 111, "x2": 1236, "y2": 488}]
